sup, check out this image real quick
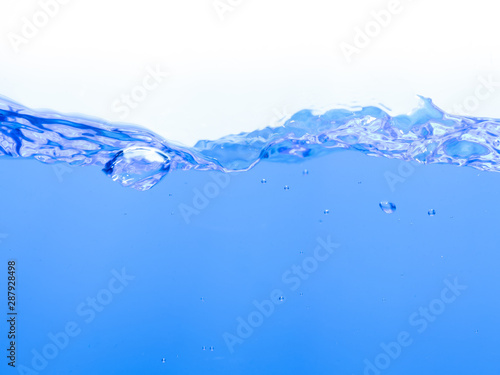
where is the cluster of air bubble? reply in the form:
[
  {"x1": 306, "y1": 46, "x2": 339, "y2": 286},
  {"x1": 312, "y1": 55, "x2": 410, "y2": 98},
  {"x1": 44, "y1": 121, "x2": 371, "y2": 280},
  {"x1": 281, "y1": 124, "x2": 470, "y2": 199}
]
[{"x1": 2, "y1": 95, "x2": 500, "y2": 190}]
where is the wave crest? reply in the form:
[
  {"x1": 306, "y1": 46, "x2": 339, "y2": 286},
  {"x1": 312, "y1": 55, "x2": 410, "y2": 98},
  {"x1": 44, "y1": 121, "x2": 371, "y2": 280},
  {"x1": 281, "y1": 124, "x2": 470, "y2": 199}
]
[{"x1": 1, "y1": 96, "x2": 499, "y2": 190}]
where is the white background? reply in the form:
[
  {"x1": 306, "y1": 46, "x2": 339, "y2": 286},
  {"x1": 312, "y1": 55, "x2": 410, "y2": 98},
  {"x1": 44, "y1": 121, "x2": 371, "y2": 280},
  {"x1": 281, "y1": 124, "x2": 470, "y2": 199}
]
[{"x1": 1, "y1": 0, "x2": 500, "y2": 145}]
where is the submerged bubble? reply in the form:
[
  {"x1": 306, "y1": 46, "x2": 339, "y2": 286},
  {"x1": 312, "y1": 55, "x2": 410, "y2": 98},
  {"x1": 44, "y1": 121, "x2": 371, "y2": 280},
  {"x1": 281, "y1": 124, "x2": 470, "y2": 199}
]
[
  {"x1": 202, "y1": 346, "x2": 206, "y2": 351},
  {"x1": 303, "y1": 169, "x2": 309, "y2": 175},
  {"x1": 210, "y1": 346, "x2": 214, "y2": 351},
  {"x1": 261, "y1": 179, "x2": 267, "y2": 184},
  {"x1": 284, "y1": 185, "x2": 290, "y2": 190},
  {"x1": 428, "y1": 209, "x2": 436, "y2": 216},
  {"x1": 161, "y1": 358, "x2": 166, "y2": 363},
  {"x1": 278, "y1": 296, "x2": 285, "y2": 302},
  {"x1": 379, "y1": 201, "x2": 396, "y2": 214},
  {"x1": 103, "y1": 147, "x2": 171, "y2": 191},
  {"x1": 324, "y1": 209, "x2": 329, "y2": 214}
]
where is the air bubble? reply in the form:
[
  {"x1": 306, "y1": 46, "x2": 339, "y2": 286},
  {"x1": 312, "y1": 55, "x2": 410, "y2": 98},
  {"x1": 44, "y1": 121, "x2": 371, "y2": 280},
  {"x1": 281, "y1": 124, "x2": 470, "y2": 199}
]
[
  {"x1": 103, "y1": 147, "x2": 171, "y2": 191},
  {"x1": 428, "y1": 209, "x2": 436, "y2": 216},
  {"x1": 379, "y1": 201, "x2": 396, "y2": 214}
]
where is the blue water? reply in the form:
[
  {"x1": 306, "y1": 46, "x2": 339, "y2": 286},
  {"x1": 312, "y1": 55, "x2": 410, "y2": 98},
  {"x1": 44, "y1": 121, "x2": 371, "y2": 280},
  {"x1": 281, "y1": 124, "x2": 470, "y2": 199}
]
[{"x1": 1, "y1": 97, "x2": 500, "y2": 374}]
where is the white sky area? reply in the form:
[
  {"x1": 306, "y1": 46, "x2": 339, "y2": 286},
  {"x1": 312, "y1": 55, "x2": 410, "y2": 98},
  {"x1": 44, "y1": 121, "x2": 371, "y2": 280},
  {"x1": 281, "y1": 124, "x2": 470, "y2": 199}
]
[{"x1": 1, "y1": 0, "x2": 500, "y2": 146}]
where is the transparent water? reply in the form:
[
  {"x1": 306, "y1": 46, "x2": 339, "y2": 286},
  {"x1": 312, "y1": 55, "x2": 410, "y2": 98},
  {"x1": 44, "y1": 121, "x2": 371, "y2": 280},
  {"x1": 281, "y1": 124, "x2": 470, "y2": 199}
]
[{"x1": 1, "y1": 97, "x2": 499, "y2": 374}]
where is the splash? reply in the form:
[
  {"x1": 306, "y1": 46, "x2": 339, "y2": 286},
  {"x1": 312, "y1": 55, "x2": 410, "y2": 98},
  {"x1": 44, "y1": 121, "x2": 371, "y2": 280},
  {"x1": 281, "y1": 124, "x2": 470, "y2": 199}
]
[{"x1": 1, "y1": 96, "x2": 499, "y2": 190}]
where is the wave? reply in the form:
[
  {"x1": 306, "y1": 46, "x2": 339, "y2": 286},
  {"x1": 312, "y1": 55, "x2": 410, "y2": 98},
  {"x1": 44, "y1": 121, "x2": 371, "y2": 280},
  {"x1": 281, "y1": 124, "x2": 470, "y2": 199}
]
[{"x1": 1, "y1": 96, "x2": 498, "y2": 191}]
